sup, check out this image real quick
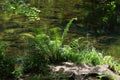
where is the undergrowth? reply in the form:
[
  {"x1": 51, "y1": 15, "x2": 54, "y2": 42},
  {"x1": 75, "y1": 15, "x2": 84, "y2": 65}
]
[
  {"x1": 0, "y1": 41, "x2": 15, "y2": 79},
  {"x1": 22, "y1": 18, "x2": 120, "y2": 74},
  {"x1": 0, "y1": 18, "x2": 120, "y2": 80}
]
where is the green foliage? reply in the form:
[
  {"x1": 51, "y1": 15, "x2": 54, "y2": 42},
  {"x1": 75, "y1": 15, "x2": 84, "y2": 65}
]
[
  {"x1": 60, "y1": 46, "x2": 103, "y2": 65},
  {"x1": 0, "y1": 0, "x2": 119, "y2": 79},
  {"x1": 82, "y1": 0, "x2": 117, "y2": 34},
  {"x1": 12, "y1": 56, "x2": 24, "y2": 78},
  {"x1": 13, "y1": 65, "x2": 23, "y2": 78},
  {"x1": 18, "y1": 5, "x2": 40, "y2": 21},
  {"x1": 97, "y1": 74, "x2": 115, "y2": 80},
  {"x1": 102, "y1": 56, "x2": 120, "y2": 74},
  {"x1": 79, "y1": 48, "x2": 103, "y2": 65},
  {"x1": 1, "y1": 0, "x2": 40, "y2": 22},
  {"x1": 0, "y1": 42, "x2": 26, "y2": 79},
  {"x1": 23, "y1": 31, "x2": 62, "y2": 72},
  {"x1": 0, "y1": 41, "x2": 15, "y2": 79},
  {"x1": 29, "y1": 73, "x2": 70, "y2": 80},
  {"x1": 31, "y1": 74, "x2": 42, "y2": 80},
  {"x1": 22, "y1": 18, "x2": 77, "y2": 73},
  {"x1": 62, "y1": 18, "x2": 77, "y2": 43},
  {"x1": 21, "y1": 17, "x2": 120, "y2": 74}
]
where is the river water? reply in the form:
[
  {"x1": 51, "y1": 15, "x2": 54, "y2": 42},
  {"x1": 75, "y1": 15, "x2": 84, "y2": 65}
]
[{"x1": 0, "y1": 0, "x2": 119, "y2": 60}]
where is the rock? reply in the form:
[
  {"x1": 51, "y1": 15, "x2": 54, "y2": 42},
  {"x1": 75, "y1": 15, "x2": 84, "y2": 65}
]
[
  {"x1": 49, "y1": 62, "x2": 120, "y2": 80},
  {"x1": 62, "y1": 62, "x2": 76, "y2": 67}
]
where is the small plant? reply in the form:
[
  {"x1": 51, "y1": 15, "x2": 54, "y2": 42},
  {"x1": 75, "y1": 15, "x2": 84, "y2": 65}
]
[{"x1": 97, "y1": 74, "x2": 106, "y2": 80}]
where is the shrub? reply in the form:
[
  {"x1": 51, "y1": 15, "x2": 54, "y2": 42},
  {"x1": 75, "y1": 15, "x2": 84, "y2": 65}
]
[
  {"x1": 23, "y1": 32, "x2": 61, "y2": 73},
  {"x1": 0, "y1": 42, "x2": 15, "y2": 79},
  {"x1": 23, "y1": 18, "x2": 77, "y2": 73}
]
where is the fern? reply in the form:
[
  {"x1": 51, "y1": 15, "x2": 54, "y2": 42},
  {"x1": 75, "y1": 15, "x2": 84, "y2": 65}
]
[{"x1": 61, "y1": 18, "x2": 77, "y2": 44}]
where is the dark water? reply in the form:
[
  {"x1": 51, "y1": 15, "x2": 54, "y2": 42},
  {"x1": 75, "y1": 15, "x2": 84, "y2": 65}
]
[
  {"x1": 0, "y1": 0, "x2": 119, "y2": 60},
  {"x1": 37, "y1": 0, "x2": 120, "y2": 60}
]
